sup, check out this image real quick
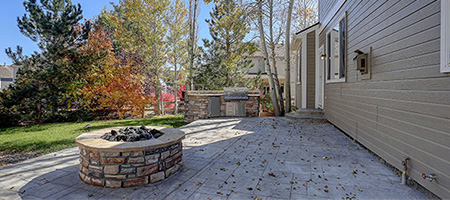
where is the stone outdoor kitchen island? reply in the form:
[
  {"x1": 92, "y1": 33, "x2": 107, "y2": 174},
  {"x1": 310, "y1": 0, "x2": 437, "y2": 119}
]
[{"x1": 75, "y1": 126, "x2": 185, "y2": 188}]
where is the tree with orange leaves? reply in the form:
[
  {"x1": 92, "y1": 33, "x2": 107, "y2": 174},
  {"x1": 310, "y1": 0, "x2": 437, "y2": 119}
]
[{"x1": 79, "y1": 25, "x2": 153, "y2": 118}]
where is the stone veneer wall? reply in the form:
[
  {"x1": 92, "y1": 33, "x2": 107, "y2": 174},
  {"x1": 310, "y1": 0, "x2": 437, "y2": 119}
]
[
  {"x1": 184, "y1": 90, "x2": 260, "y2": 122},
  {"x1": 78, "y1": 142, "x2": 182, "y2": 188}
]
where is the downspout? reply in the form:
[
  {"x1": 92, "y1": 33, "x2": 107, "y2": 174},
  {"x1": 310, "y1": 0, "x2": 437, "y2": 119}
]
[{"x1": 401, "y1": 157, "x2": 410, "y2": 185}]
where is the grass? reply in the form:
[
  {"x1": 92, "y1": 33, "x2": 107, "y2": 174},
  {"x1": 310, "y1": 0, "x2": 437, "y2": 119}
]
[{"x1": 0, "y1": 115, "x2": 188, "y2": 154}]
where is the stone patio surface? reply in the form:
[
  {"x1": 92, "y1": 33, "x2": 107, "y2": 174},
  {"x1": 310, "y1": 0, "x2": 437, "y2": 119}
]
[{"x1": 0, "y1": 117, "x2": 428, "y2": 200}]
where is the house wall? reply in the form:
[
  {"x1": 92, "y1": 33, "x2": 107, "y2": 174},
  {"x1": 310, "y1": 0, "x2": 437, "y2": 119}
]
[
  {"x1": 319, "y1": 0, "x2": 450, "y2": 198},
  {"x1": 318, "y1": 0, "x2": 338, "y2": 22},
  {"x1": 247, "y1": 49, "x2": 297, "y2": 102},
  {"x1": 306, "y1": 31, "x2": 316, "y2": 109},
  {"x1": 0, "y1": 78, "x2": 13, "y2": 90}
]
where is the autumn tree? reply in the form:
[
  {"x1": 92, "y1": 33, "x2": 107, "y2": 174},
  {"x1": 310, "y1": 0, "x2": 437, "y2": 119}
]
[
  {"x1": 166, "y1": 0, "x2": 188, "y2": 114},
  {"x1": 284, "y1": 0, "x2": 294, "y2": 113},
  {"x1": 257, "y1": 0, "x2": 281, "y2": 116},
  {"x1": 100, "y1": 0, "x2": 170, "y2": 115},
  {"x1": 78, "y1": 25, "x2": 151, "y2": 118}
]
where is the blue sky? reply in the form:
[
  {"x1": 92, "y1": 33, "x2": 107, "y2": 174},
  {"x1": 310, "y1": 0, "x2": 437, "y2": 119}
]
[{"x1": 0, "y1": 0, "x2": 213, "y2": 64}]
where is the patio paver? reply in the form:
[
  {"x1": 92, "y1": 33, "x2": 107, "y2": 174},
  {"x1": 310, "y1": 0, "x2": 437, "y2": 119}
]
[{"x1": 0, "y1": 117, "x2": 428, "y2": 199}]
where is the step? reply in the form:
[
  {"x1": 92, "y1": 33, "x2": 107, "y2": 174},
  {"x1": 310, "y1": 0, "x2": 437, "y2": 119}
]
[
  {"x1": 295, "y1": 109, "x2": 324, "y2": 116},
  {"x1": 286, "y1": 112, "x2": 327, "y2": 123}
]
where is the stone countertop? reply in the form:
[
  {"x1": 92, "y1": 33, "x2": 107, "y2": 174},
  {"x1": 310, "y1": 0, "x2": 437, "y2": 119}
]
[{"x1": 75, "y1": 126, "x2": 185, "y2": 152}]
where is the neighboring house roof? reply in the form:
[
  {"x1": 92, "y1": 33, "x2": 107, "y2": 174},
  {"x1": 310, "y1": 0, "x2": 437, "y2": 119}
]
[
  {"x1": 247, "y1": 44, "x2": 286, "y2": 59},
  {"x1": 0, "y1": 65, "x2": 21, "y2": 78},
  {"x1": 294, "y1": 22, "x2": 320, "y2": 35}
]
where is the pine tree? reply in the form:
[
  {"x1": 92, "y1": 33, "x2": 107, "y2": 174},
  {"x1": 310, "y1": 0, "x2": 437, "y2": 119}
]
[
  {"x1": 197, "y1": 0, "x2": 257, "y2": 90},
  {"x1": 5, "y1": 0, "x2": 90, "y2": 114}
]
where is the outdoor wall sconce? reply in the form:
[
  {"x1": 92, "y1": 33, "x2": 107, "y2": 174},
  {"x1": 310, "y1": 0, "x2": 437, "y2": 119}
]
[
  {"x1": 353, "y1": 49, "x2": 368, "y2": 74},
  {"x1": 320, "y1": 54, "x2": 326, "y2": 60}
]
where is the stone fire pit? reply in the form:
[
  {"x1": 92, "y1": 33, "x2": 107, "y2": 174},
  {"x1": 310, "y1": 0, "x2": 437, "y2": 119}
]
[{"x1": 75, "y1": 126, "x2": 185, "y2": 188}]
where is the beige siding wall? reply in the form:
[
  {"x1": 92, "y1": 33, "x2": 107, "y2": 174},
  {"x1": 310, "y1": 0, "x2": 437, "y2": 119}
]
[
  {"x1": 306, "y1": 31, "x2": 316, "y2": 108},
  {"x1": 320, "y1": 0, "x2": 450, "y2": 198},
  {"x1": 318, "y1": 0, "x2": 338, "y2": 22},
  {"x1": 295, "y1": 83, "x2": 302, "y2": 108}
]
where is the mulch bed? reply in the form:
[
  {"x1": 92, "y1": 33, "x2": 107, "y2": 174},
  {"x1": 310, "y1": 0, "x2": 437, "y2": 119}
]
[{"x1": 0, "y1": 151, "x2": 43, "y2": 169}]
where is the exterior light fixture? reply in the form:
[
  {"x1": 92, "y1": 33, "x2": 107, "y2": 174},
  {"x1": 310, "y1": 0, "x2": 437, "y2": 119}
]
[{"x1": 320, "y1": 54, "x2": 326, "y2": 60}]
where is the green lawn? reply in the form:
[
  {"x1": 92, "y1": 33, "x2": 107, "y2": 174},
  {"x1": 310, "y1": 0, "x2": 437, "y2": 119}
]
[{"x1": 0, "y1": 116, "x2": 188, "y2": 154}]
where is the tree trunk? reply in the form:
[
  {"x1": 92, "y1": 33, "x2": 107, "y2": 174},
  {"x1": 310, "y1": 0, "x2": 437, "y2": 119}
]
[
  {"x1": 258, "y1": 0, "x2": 281, "y2": 116},
  {"x1": 187, "y1": 0, "x2": 199, "y2": 91},
  {"x1": 174, "y1": 56, "x2": 178, "y2": 115},
  {"x1": 284, "y1": 0, "x2": 294, "y2": 113},
  {"x1": 268, "y1": 0, "x2": 284, "y2": 116},
  {"x1": 161, "y1": 88, "x2": 165, "y2": 116}
]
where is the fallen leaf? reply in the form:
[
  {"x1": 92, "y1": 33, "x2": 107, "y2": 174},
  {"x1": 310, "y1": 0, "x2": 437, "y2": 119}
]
[
  {"x1": 217, "y1": 192, "x2": 223, "y2": 195},
  {"x1": 268, "y1": 173, "x2": 277, "y2": 177},
  {"x1": 247, "y1": 187, "x2": 253, "y2": 191},
  {"x1": 88, "y1": 194, "x2": 93, "y2": 197},
  {"x1": 196, "y1": 182, "x2": 202, "y2": 186},
  {"x1": 324, "y1": 189, "x2": 329, "y2": 192},
  {"x1": 10, "y1": 186, "x2": 14, "y2": 190},
  {"x1": 220, "y1": 167, "x2": 226, "y2": 171},
  {"x1": 236, "y1": 162, "x2": 241, "y2": 165},
  {"x1": 348, "y1": 147, "x2": 352, "y2": 150},
  {"x1": 323, "y1": 157, "x2": 329, "y2": 161},
  {"x1": 20, "y1": 190, "x2": 25, "y2": 194}
]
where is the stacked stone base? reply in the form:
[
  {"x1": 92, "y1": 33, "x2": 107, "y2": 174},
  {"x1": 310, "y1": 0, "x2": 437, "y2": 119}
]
[{"x1": 78, "y1": 142, "x2": 182, "y2": 188}]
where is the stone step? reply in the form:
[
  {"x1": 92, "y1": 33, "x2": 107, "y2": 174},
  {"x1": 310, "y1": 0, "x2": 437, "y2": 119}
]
[
  {"x1": 286, "y1": 112, "x2": 327, "y2": 123},
  {"x1": 295, "y1": 109, "x2": 324, "y2": 116}
]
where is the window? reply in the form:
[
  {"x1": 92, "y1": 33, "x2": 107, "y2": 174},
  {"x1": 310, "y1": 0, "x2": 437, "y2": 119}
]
[
  {"x1": 257, "y1": 59, "x2": 266, "y2": 74},
  {"x1": 441, "y1": 0, "x2": 450, "y2": 73},
  {"x1": 326, "y1": 15, "x2": 346, "y2": 82}
]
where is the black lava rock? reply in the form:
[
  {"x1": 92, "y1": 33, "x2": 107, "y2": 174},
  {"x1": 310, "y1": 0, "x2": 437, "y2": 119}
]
[{"x1": 100, "y1": 126, "x2": 165, "y2": 142}]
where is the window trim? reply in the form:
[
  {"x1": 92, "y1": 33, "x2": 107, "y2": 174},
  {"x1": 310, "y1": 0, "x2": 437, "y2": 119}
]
[
  {"x1": 296, "y1": 47, "x2": 301, "y2": 84},
  {"x1": 441, "y1": 0, "x2": 450, "y2": 73},
  {"x1": 326, "y1": 13, "x2": 347, "y2": 84}
]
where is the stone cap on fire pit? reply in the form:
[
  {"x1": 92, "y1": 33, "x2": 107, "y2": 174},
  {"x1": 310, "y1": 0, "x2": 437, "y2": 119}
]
[{"x1": 75, "y1": 126, "x2": 185, "y2": 152}]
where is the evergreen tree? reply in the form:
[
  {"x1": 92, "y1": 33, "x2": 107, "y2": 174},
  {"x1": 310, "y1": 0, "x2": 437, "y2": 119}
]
[
  {"x1": 4, "y1": 0, "x2": 90, "y2": 115},
  {"x1": 196, "y1": 0, "x2": 257, "y2": 90}
]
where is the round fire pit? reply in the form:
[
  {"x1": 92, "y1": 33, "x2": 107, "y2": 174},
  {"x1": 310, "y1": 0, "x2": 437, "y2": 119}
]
[{"x1": 75, "y1": 126, "x2": 185, "y2": 188}]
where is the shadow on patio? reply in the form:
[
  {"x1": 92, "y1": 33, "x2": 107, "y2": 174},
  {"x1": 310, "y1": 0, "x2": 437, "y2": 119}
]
[{"x1": 0, "y1": 117, "x2": 427, "y2": 199}]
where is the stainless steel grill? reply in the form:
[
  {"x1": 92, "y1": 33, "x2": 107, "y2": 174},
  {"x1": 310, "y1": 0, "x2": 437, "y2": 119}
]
[{"x1": 224, "y1": 87, "x2": 249, "y2": 100}]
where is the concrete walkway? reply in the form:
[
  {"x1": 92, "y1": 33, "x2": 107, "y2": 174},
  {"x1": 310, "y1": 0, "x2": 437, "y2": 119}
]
[{"x1": 0, "y1": 117, "x2": 427, "y2": 200}]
